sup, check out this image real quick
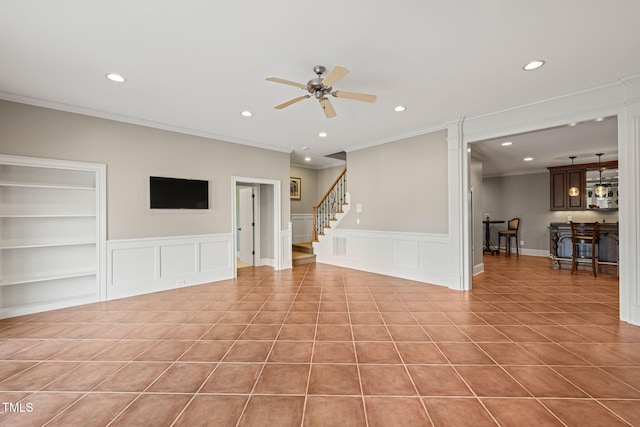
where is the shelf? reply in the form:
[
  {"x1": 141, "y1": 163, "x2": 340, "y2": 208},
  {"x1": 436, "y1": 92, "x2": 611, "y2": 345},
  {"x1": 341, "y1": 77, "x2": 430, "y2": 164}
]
[
  {"x1": 0, "y1": 182, "x2": 96, "y2": 190},
  {"x1": 0, "y1": 213, "x2": 96, "y2": 218},
  {"x1": 0, "y1": 204, "x2": 96, "y2": 217},
  {"x1": 0, "y1": 240, "x2": 96, "y2": 249},
  {"x1": 0, "y1": 270, "x2": 97, "y2": 287}
]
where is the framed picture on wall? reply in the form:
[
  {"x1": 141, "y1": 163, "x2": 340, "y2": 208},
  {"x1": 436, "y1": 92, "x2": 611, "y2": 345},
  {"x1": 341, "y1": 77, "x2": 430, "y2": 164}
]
[{"x1": 290, "y1": 177, "x2": 301, "y2": 200}]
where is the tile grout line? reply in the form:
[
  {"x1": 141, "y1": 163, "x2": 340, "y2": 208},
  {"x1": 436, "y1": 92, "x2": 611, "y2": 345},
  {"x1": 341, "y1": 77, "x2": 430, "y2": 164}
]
[
  {"x1": 229, "y1": 264, "x2": 311, "y2": 427},
  {"x1": 371, "y1": 286, "x2": 438, "y2": 426},
  {"x1": 297, "y1": 263, "x2": 318, "y2": 427},
  {"x1": 165, "y1": 270, "x2": 274, "y2": 427},
  {"x1": 345, "y1": 273, "x2": 370, "y2": 427}
]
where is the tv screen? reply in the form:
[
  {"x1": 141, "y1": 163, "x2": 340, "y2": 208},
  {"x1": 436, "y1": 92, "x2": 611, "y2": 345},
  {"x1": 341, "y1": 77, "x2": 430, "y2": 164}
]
[{"x1": 150, "y1": 176, "x2": 209, "y2": 209}]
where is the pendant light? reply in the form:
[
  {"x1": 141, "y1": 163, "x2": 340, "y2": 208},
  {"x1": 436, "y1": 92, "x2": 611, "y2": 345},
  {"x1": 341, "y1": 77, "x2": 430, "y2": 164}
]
[
  {"x1": 567, "y1": 156, "x2": 580, "y2": 197},
  {"x1": 594, "y1": 153, "x2": 607, "y2": 197}
]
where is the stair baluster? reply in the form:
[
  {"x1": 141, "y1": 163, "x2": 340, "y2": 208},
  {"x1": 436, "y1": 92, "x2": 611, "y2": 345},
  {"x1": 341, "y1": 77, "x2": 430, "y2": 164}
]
[{"x1": 313, "y1": 167, "x2": 347, "y2": 242}]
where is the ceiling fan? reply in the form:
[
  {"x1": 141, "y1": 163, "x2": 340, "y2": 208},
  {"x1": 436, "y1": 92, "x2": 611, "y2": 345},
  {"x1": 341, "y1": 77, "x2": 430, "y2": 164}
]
[{"x1": 266, "y1": 65, "x2": 377, "y2": 118}]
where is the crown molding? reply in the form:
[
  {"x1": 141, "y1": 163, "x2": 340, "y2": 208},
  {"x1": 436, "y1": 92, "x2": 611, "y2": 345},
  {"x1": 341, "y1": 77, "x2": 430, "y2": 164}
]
[{"x1": 0, "y1": 92, "x2": 292, "y2": 154}]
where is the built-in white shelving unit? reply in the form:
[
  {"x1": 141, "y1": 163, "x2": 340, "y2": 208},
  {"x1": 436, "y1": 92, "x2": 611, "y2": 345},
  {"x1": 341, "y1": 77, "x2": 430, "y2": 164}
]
[{"x1": 0, "y1": 155, "x2": 106, "y2": 319}]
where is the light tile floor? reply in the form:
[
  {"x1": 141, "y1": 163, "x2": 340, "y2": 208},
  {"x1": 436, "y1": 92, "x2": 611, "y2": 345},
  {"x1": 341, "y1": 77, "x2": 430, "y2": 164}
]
[{"x1": 0, "y1": 255, "x2": 638, "y2": 426}]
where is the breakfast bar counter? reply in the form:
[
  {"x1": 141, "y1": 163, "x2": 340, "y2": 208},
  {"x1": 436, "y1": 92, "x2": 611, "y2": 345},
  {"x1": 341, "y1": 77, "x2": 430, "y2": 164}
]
[{"x1": 549, "y1": 222, "x2": 618, "y2": 274}]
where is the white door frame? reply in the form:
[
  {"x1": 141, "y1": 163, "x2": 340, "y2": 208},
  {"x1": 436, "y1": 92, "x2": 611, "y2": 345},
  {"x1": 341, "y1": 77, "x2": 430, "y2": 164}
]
[{"x1": 231, "y1": 176, "x2": 282, "y2": 273}]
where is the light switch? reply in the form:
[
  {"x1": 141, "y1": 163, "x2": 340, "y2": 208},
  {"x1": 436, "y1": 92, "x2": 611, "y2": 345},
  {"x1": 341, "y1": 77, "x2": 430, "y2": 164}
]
[{"x1": 356, "y1": 203, "x2": 362, "y2": 213}]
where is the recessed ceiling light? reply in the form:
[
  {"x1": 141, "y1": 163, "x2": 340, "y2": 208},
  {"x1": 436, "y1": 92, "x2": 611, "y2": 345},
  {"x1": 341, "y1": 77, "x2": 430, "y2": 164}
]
[
  {"x1": 304, "y1": 157, "x2": 311, "y2": 162},
  {"x1": 241, "y1": 110, "x2": 253, "y2": 117},
  {"x1": 524, "y1": 157, "x2": 534, "y2": 162},
  {"x1": 522, "y1": 60, "x2": 545, "y2": 71},
  {"x1": 106, "y1": 73, "x2": 126, "y2": 83},
  {"x1": 501, "y1": 142, "x2": 513, "y2": 146},
  {"x1": 318, "y1": 132, "x2": 327, "y2": 138},
  {"x1": 394, "y1": 106, "x2": 406, "y2": 112},
  {"x1": 594, "y1": 117, "x2": 604, "y2": 122}
]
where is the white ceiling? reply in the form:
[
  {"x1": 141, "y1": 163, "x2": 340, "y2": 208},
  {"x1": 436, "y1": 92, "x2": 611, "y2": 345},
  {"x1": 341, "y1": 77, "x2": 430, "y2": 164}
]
[
  {"x1": 472, "y1": 116, "x2": 618, "y2": 177},
  {"x1": 1, "y1": 1, "x2": 639, "y2": 169}
]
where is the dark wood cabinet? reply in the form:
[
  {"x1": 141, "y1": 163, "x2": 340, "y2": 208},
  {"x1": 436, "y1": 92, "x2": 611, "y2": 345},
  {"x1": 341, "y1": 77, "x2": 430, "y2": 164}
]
[
  {"x1": 548, "y1": 160, "x2": 617, "y2": 211},
  {"x1": 549, "y1": 168, "x2": 585, "y2": 210}
]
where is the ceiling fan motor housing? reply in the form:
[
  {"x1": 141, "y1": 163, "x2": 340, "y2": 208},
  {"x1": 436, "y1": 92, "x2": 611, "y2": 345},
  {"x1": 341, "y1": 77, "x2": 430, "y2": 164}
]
[{"x1": 307, "y1": 77, "x2": 331, "y2": 99}]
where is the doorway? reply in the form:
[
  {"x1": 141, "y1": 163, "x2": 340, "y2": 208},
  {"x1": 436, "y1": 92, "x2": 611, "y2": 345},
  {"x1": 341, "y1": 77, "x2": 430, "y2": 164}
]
[
  {"x1": 237, "y1": 185, "x2": 257, "y2": 268},
  {"x1": 468, "y1": 117, "x2": 619, "y2": 278},
  {"x1": 232, "y1": 177, "x2": 282, "y2": 274}
]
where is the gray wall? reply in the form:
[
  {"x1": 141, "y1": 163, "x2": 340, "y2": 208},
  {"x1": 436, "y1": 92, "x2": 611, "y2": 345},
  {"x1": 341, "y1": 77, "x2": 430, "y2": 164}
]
[
  {"x1": 317, "y1": 165, "x2": 345, "y2": 201},
  {"x1": 483, "y1": 173, "x2": 619, "y2": 252},
  {"x1": 340, "y1": 130, "x2": 448, "y2": 233},
  {"x1": 0, "y1": 100, "x2": 290, "y2": 240},
  {"x1": 289, "y1": 164, "x2": 344, "y2": 214},
  {"x1": 470, "y1": 156, "x2": 484, "y2": 268},
  {"x1": 259, "y1": 184, "x2": 274, "y2": 258},
  {"x1": 289, "y1": 166, "x2": 318, "y2": 214}
]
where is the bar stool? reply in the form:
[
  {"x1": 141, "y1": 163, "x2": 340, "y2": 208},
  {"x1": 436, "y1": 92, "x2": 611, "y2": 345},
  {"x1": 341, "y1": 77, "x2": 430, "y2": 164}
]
[
  {"x1": 570, "y1": 221, "x2": 599, "y2": 277},
  {"x1": 498, "y1": 218, "x2": 520, "y2": 256}
]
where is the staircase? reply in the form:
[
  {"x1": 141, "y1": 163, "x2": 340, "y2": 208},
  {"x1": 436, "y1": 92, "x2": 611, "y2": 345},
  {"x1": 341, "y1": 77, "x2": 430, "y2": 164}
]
[
  {"x1": 292, "y1": 242, "x2": 316, "y2": 266},
  {"x1": 313, "y1": 167, "x2": 348, "y2": 242},
  {"x1": 291, "y1": 167, "x2": 349, "y2": 266}
]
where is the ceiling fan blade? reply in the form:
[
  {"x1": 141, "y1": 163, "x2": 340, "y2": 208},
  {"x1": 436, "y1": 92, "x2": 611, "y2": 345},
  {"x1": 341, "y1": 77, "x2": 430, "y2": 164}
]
[
  {"x1": 275, "y1": 95, "x2": 310, "y2": 109},
  {"x1": 320, "y1": 98, "x2": 337, "y2": 118},
  {"x1": 321, "y1": 66, "x2": 349, "y2": 88},
  {"x1": 333, "y1": 90, "x2": 377, "y2": 103},
  {"x1": 266, "y1": 77, "x2": 307, "y2": 89}
]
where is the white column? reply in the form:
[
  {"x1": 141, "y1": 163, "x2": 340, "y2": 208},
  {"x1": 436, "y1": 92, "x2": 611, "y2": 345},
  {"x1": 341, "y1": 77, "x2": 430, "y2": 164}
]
[
  {"x1": 619, "y1": 76, "x2": 640, "y2": 325},
  {"x1": 447, "y1": 119, "x2": 470, "y2": 291}
]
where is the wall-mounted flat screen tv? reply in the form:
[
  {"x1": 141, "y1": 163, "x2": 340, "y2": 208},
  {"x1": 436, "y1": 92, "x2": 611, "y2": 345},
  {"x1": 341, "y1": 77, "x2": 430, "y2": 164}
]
[{"x1": 150, "y1": 176, "x2": 209, "y2": 209}]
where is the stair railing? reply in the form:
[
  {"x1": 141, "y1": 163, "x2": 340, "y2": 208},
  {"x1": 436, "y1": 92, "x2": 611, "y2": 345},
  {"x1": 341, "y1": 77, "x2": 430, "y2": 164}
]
[{"x1": 313, "y1": 167, "x2": 347, "y2": 242}]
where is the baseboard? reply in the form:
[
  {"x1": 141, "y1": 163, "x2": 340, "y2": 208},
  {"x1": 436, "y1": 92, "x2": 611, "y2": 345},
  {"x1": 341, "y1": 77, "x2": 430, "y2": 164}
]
[
  {"x1": 473, "y1": 263, "x2": 484, "y2": 275},
  {"x1": 497, "y1": 246, "x2": 549, "y2": 257},
  {"x1": 260, "y1": 258, "x2": 274, "y2": 267}
]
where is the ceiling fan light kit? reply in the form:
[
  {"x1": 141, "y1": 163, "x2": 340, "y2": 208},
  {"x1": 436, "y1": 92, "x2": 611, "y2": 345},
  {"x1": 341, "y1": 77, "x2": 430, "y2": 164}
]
[{"x1": 266, "y1": 65, "x2": 377, "y2": 118}]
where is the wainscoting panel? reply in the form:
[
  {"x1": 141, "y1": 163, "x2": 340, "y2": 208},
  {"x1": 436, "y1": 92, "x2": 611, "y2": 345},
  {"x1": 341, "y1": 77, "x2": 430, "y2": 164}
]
[
  {"x1": 201, "y1": 241, "x2": 232, "y2": 272},
  {"x1": 160, "y1": 244, "x2": 197, "y2": 278},
  {"x1": 281, "y1": 224, "x2": 293, "y2": 270},
  {"x1": 110, "y1": 246, "x2": 157, "y2": 286},
  {"x1": 315, "y1": 229, "x2": 451, "y2": 288},
  {"x1": 393, "y1": 239, "x2": 420, "y2": 270},
  {"x1": 291, "y1": 214, "x2": 313, "y2": 243},
  {"x1": 107, "y1": 234, "x2": 234, "y2": 300}
]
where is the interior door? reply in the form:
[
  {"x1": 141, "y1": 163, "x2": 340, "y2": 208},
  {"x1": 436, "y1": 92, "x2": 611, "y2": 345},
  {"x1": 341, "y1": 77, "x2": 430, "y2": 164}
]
[{"x1": 238, "y1": 186, "x2": 255, "y2": 265}]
